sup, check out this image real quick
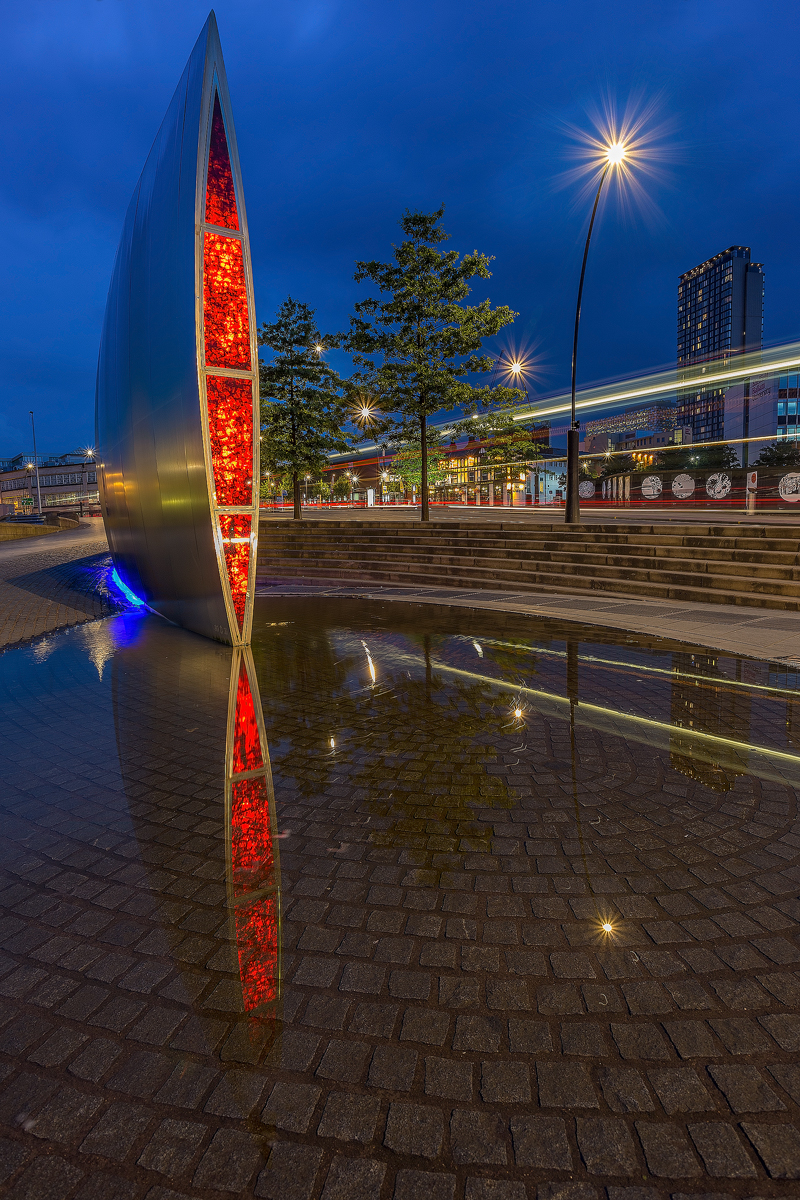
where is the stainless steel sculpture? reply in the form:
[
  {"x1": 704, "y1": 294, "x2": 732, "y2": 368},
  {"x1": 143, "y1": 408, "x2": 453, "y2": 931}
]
[{"x1": 96, "y1": 12, "x2": 259, "y2": 645}]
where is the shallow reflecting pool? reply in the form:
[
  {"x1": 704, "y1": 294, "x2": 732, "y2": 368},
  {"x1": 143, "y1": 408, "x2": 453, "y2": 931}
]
[{"x1": 1, "y1": 598, "x2": 800, "y2": 1199}]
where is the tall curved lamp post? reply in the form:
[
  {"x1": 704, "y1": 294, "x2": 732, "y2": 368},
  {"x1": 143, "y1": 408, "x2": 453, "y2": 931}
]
[{"x1": 566, "y1": 142, "x2": 626, "y2": 525}]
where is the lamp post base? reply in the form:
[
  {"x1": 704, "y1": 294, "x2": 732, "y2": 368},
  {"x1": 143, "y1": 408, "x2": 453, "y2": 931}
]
[{"x1": 565, "y1": 427, "x2": 581, "y2": 524}]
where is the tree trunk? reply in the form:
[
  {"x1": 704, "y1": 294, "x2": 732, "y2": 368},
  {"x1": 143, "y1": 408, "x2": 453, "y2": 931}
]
[
  {"x1": 420, "y1": 413, "x2": 429, "y2": 523},
  {"x1": 293, "y1": 472, "x2": 301, "y2": 520}
]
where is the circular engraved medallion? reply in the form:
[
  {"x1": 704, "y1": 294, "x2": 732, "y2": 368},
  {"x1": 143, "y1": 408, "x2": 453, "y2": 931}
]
[
  {"x1": 672, "y1": 473, "x2": 695, "y2": 499},
  {"x1": 641, "y1": 475, "x2": 662, "y2": 500},
  {"x1": 578, "y1": 480, "x2": 595, "y2": 499},
  {"x1": 705, "y1": 472, "x2": 732, "y2": 500},
  {"x1": 778, "y1": 472, "x2": 800, "y2": 502}
]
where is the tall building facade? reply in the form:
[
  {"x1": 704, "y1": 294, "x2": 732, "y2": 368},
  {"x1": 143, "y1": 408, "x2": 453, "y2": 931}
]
[{"x1": 676, "y1": 246, "x2": 764, "y2": 445}]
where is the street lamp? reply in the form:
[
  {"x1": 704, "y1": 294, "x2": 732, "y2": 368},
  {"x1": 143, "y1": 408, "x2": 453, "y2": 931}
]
[
  {"x1": 29, "y1": 411, "x2": 42, "y2": 515},
  {"x1": 81, "y1": 445, "x2": 95, "y2": 516},
  {"x1": 566, "y1": 140, "x2": 627, "y2": 525}
]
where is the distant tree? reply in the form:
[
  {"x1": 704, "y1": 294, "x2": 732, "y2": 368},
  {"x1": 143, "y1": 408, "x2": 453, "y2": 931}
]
[
  {"x1": 332, "y1": 474, "x2": 351, "y2": 502},
  {"x1": 755, "y1": 440, "x2": 800, "y2": 468},
  {"x1": 655, "y1": 443, "x2": 739, "y2": 472},
  {"x1": 342, "y1": 206, "x2": 518, "y2": 522},
  {"x1": 259, "y1": 297, "x2": 351, "y2": 520},
  {"x1": 391, "y1": 430, "x2": 447, "y2": 493}
]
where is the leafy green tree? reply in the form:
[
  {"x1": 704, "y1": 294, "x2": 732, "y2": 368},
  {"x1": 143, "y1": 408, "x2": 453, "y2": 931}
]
[
  {"x1": 342, "y1": 206, "x2": 518, "y2": 521},
  {"x1": 391, "y1": 428, "x2": 447, "y2": 493},
  {"x1": 755, "y1": 440, "x2": 800, "y2": 468},
  {"x1": 332, "y1": 474, "x2": 351, "y2": 502},
  {"x1": 451, "y1": 413, "x2": 550, "y2": 468},
  {"x1": 655, "y1": 443, "x2": 739, "y2": 471},
  {"x1": 259, "y1": 297, "x2": 351, "y2": 520}
]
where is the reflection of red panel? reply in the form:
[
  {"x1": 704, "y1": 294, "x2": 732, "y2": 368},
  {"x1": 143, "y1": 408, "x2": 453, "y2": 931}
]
[
  {"x1": 233, "y1": 661, "x2": 263, "y2": 772},
  {"x1": 205, "y1": 93, "x2": 239, "y2": 231},
  {"x1": 231, "y1": 775, "x2": 277, "y2": 1011},
  {"x1": 207, "y1": 376, "x2": 253, "y2": 507},
  {"x1": 203, "y1": 233, "x2": 250, "y2": 369},
  {"x1": 219, "y1": 513, "x2": 250, "y2": 630}
]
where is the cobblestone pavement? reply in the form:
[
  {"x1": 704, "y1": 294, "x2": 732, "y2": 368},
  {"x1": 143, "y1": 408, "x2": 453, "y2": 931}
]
[
  {"x1": 0, "y1": 519, "x2": 116, "y2": 649},
  {"x1": 1, "y1": 600, "x2": 800, "y2": 1200}
]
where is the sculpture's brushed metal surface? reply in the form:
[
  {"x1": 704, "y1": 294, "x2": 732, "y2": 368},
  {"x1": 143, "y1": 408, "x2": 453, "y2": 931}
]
[{"x1": 96, "y1": 13, "x2": 259, "y2": 645}]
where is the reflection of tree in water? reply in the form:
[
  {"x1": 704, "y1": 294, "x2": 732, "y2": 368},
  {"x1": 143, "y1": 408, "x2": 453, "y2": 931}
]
[
  {"x1": 251, "y1": 605, "x2": 518, "y2": 852},
  {"x1": 669, "y1": 651, "x2": 751, "y2": 793}
]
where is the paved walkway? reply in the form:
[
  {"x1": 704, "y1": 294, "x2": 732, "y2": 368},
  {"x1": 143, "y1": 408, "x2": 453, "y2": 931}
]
[{"x1": 0, "y1": 517, "x2": 116, "y2": 649}]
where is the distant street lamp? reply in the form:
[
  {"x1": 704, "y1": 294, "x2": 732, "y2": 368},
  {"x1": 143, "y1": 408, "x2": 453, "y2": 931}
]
[
  {"x1": 29, "y1": 411, "x2": 42, "y2": 515},
  {"x1": 566, "y1": 141, "x2": 627, "y2": 525},
  {"x1": 81, "y1": 445, "x2": 95, "y2": 516}
]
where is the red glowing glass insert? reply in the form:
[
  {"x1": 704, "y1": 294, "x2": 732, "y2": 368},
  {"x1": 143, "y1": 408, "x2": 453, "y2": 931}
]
[
  {"x1": 205, "y1": 93, "x2": 239, "y2": 231},
  {"x1": 232, "y1": 661, "x2": 263, "y2": 773},
  {"x1": 206, "y1": 375, "x2": 253, "y2": 507},
  {"x1": 203, "y1": 233, "x2": 251, "y2": 370},
  {"x1": 231, "y1": 775, "x2": 277, "y2": 1011},
  {"x1": 219, "y1": 513, "x2": 251, "y2": 630}
]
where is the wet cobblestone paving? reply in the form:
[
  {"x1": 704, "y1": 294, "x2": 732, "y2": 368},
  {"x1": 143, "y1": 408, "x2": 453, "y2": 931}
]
[{"x1": 1, "y1": 598, "x2": 800, "y2": 1200}]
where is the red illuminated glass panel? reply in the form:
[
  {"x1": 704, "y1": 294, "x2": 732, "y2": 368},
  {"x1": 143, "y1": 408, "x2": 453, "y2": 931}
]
[
  {"x1": 205, "y1": 93, "x2": 239, "y2": 231},
  {"x1": 219, "y1": 513, "x2": 251, "y2": 630},
  {"x1": 232, "y1": 661, "x2": 263, "y2": 773},
  {"x1": 231, "y1": 775, "x2": 277, "y2": 1011},
  {"x1": 203, "y1": 233, "x2": 250, "y2": 369},
  {"x1": 206, "y1": 375, "x2": 253, "y2": 506}
]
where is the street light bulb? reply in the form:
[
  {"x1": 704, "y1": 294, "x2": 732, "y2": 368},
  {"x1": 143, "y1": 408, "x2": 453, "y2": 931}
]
[
  {"x1": 510, "y1": 361, "x2": 522, "y2": 375},
  {"x1": 605, "y1": 142, "x2": 626, "y2": 165},
  {"x1": 602, "y1": 922, "x2": 614, "y2": 934}
]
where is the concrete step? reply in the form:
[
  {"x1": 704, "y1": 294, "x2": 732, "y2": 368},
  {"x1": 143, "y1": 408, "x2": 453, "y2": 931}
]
[
  {"x1": 257, "y1": 551, "x2": 800, "y2": 598},
  {"x1": 261, "y1": 528, "x2": 800, "y2": 561},
  {"x1": 255, "y1": 520, "x2": 800, "y2": 610},
  {"x1": 257, "y1": 536, "x2": 800, "y2": 580},
  {"x1": 256, "y1": 560, "x2": 800, "y2": 611}
]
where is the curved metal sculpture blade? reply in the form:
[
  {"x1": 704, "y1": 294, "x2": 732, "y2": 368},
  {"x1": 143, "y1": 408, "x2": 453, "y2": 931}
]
[{"x1": 96, "y1": 13, "x2": 258, "y2": 645}]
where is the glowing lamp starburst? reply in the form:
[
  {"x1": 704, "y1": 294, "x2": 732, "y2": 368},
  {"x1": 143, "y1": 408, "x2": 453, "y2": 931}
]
[
  {"x1": 605, "y1": 141, "x2": 627, "y2": 166},
  {"x1": 351, "y1": 399, "x2": 377, "y2": 427}
]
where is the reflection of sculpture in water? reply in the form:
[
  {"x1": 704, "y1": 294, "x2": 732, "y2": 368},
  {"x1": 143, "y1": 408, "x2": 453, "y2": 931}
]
[
  {"x1": 225, "y1": 649, "x2": 281, "y2": 1019},
  {"x1": 111, "y1": 618, "x2": 280, "y2": 1068}
]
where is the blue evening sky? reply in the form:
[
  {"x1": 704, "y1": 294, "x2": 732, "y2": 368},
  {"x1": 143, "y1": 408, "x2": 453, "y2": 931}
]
[{"x1": 1, "y1": 0, "x2": 797, "y2": 454}]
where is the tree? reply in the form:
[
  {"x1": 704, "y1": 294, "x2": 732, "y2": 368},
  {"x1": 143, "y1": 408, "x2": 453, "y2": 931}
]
[
  {"x1": 655, "y1": 443, "x2": 739, "y2": 472},
  {"x1": 259, "y1": 297, "x2": 351, "y2": 520},
  {"x1": 755, "y1": 440, "x2": 800, "y2": 468},
  {"x1": 391, "y1": 427, "x2": 446, "y2": 494},
  {"x1": 342, "y1": 206, "x2": 518, "y2": 522},
  {"x1": 451, "y1": 413, "x2": 551, "y2": 468},
  {"x1": 332, "y1": 475, "x2": 351, "y2": 503}
]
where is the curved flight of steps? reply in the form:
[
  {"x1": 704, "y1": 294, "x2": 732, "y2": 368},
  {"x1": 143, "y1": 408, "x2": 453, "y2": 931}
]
[{"x1": 256, "y1": 519, "x2": 800, "y2": 610}]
